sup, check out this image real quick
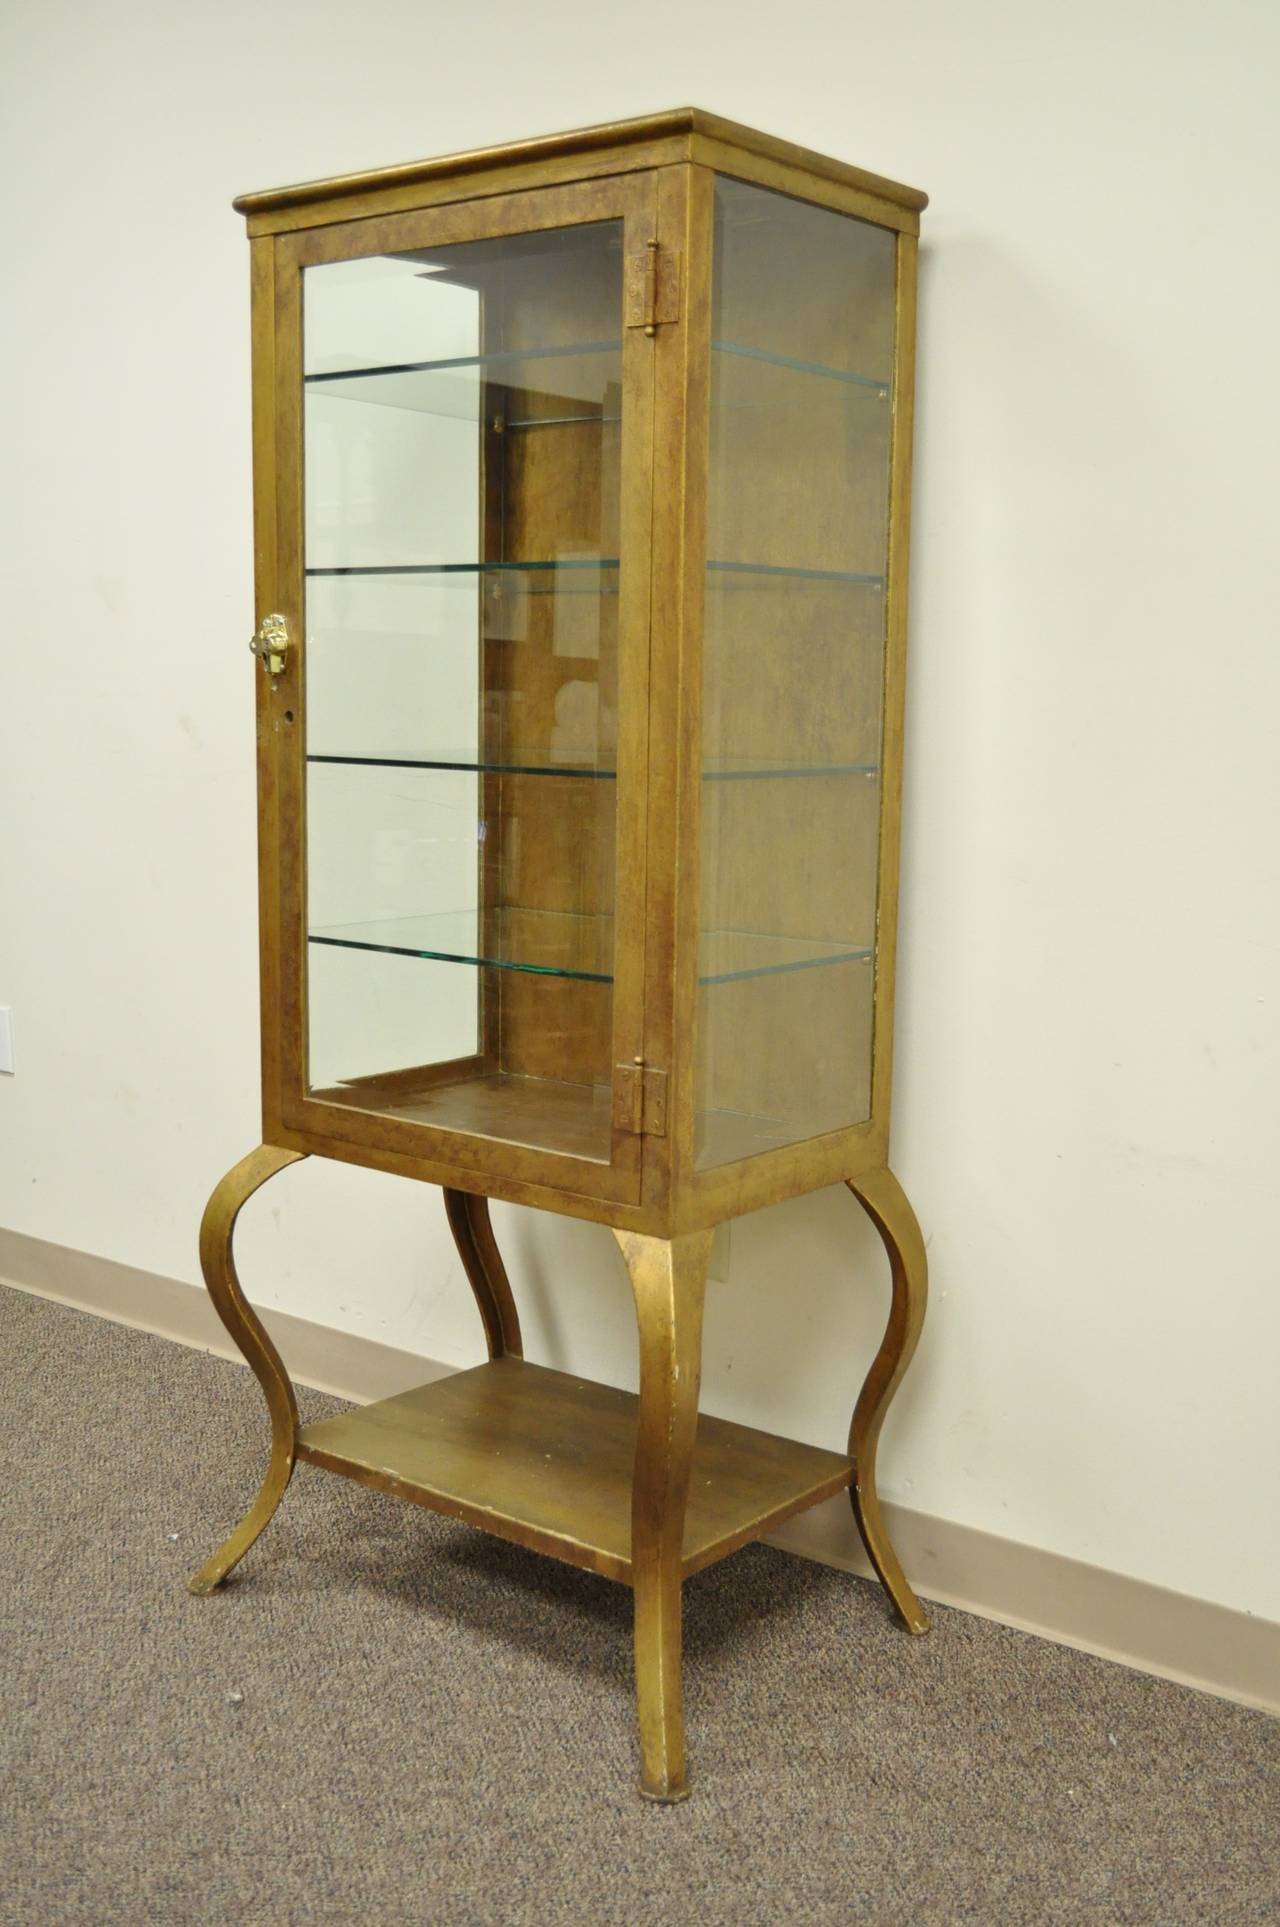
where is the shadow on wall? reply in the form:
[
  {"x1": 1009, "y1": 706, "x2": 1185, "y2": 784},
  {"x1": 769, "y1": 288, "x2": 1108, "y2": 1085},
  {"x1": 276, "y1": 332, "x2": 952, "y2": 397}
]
[{"x1": 500, "y1": 1179, "x2": 921, "y2": 1464}]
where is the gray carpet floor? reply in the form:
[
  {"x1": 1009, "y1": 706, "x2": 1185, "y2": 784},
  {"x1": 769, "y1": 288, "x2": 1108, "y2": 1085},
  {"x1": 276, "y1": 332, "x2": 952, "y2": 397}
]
[{"x1": 2, "y1": 1288, "x2": 1276, "y2": 1925}]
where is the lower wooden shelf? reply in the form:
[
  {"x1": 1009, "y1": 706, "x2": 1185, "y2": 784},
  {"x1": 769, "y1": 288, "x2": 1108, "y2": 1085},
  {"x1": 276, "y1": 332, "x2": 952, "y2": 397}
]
[
  {"x1": 321, "y1": 1072, "x2": 614, "y2": 1163},
  {"x1": 319, "y1": 1068, "x2": 841, "y2": 1171},
  {"x1": 296, "y1": 1357, "x2": 854, "y2": 1585}
]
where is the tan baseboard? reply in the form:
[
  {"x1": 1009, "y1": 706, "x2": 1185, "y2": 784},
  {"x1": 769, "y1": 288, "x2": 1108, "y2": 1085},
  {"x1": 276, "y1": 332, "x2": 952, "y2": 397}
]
[
  {"x1": 0, "y1": 1224, "x2": 446, "y2": 1405},
  {"x1": 769, "y1": 1502, "x2": 1278, "y2": 1718},
  {"x1": 3, "y1": 1225, "x2": 1276, "y2": 1719}
]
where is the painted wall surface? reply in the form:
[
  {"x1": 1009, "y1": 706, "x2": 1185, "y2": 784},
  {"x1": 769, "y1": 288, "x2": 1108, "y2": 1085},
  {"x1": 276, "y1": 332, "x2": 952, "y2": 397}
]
[{"x1": 2, "y1": 1, "x2": 1277, "y2": 1620}]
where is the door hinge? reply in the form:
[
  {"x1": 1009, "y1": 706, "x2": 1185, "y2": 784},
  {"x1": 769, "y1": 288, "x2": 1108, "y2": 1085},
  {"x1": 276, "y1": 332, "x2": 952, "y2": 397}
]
[
  {"x1": 641, "y1": 1066, "x2": 668, "y2": 1137},
  {"x1": 626, "y1": 242, "x2": 681, "y2": 334},
  {"x1": 613, "y1": 1062, "x2": 669, "y2": 1136}
]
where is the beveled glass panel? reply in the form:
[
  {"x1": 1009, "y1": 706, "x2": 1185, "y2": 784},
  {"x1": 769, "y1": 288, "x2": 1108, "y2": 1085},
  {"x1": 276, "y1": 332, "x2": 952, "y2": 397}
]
[
  {"x1": 695, "y1": 178, "x2": 896, "y2": 1167},
  {"x1": 302, "y1": 224, "x2": 625, "y2": 1158}
]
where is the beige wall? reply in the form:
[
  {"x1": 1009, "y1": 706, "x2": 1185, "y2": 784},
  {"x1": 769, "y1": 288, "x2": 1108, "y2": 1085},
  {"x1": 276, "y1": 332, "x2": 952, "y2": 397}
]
[{"x1": 2, "y1": 0, "x2": 1277, "y2": 1623}]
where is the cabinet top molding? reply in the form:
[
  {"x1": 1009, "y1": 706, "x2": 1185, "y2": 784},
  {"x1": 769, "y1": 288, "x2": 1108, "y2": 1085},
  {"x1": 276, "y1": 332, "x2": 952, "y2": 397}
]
[{"x1": 232, "y1": 106, "x2": 928, "y2": 232}]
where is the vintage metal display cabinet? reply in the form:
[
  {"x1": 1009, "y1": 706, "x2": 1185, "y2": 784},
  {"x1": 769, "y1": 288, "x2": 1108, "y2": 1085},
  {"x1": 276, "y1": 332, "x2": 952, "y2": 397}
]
[{"x1": 193, "y1": 110, "x2": 930, "y2": 1803}]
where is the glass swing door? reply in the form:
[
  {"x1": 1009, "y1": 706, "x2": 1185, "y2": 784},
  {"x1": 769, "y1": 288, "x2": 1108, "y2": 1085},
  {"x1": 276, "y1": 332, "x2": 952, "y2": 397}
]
[{"x1": 270, "y1": 177, "x2": 656, "y2": 1201}]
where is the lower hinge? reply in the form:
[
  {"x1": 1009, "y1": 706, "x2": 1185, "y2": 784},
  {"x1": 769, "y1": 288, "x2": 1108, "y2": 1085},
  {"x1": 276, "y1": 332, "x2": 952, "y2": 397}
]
[{"x1": 613, "y1": 1063, "x2": 669, "y2": 1136}]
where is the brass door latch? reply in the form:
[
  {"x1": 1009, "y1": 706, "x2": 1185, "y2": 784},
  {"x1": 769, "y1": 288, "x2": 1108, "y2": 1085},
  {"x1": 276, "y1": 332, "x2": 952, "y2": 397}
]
[{"x1": 249, "y1": 613, "x2": 289, "y2": 682}]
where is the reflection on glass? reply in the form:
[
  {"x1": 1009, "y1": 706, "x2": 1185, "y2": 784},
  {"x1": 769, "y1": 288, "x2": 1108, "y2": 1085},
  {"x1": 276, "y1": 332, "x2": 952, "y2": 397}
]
[
  {"x1": 303, "y1": 225, "x2": 624, "y2": 1160},
  {"x1": 694, "y1": 178, "x2": 896, "y2": 1168}
]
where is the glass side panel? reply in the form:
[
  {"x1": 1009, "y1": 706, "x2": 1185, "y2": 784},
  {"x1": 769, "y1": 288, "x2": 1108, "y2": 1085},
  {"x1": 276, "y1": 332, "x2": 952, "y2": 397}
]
[
  {"x1": 694, "y1": 178, "x2": 896, "y2": 1168},
  {"x1": 303, "y1": 225, "x2": 625, "y2": 1159}
]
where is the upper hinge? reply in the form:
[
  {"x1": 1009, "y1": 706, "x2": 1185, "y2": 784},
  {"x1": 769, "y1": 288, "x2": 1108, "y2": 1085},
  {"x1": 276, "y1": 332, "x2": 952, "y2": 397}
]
[
  {"x1": 612, "y1": 1063, "x2": 669, "y2": 1137},
  {"x1": 625, "y1": 242, "x2": 681, "y2": 334}
]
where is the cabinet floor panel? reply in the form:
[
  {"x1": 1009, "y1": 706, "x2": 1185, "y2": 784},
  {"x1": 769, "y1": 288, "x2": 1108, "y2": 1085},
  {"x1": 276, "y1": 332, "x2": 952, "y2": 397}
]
[
  {"x1": 321, "y1": 1071, "x2": 613, "y2": 1162},
  {"x1": 296, "y1": 1358, "x2": 854, "y2": 1584},
  {"x1": 696, "y1": 1105, "x2": 863, "y2": 1166}
]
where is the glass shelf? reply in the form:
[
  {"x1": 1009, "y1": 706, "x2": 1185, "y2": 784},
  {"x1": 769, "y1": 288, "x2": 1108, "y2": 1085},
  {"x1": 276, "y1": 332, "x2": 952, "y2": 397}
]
[
  {"x1": 309, "y1": 910, "x2": 612, "y2": 984},
  {"x1": 306, "y1": 558, "x2": 618, "y2": 587},
  {"x1": 308, "y1": 751, "x2": 615, "y2": 779},
  {"x1": 702, "y1": 757, "x2": 878, "y2": 781},
  {"x1": 699, "y1": 931, "x2": 872, "y2": 985},
  {"x1": 309, "y1": 558, "x2": 874, "y2": 597},
  {"x1": 307, "y1": 753, "x2": 878, "y2": 782},
  {"x1": 707, "y1": 560, "x2": 884, "y2": 588},
  {"x1": 508, "y1": 411, "x2": 622, "y2": 430},
  {"x1": 306, "y1": 339, "x2": 887, "y2": 417},
  {"x1": 713, "y1": 339, "x2": 890, "y2": 396},
  {"x1": 308, "y1": 913, "x2": 871, "y2": 986},
  {"x1": 305, "y1": 340, "x2": 622, "y2": 421}
]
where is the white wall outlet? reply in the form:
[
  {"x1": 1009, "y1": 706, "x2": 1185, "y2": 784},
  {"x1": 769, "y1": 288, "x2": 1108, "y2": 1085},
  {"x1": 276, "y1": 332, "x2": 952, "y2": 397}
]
[
  {"x1": 708, "y1": 1220, "x2": 731, "y2": 1284},
  {"x1": 0, "y1": 1007, "x2": 12, "y2": 1074}
]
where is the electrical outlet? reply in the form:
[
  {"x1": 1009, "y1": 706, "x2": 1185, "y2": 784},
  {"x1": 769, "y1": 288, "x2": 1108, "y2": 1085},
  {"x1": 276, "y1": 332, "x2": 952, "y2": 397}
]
[
  {"x1": 708, "y1": 1220, "x2": 731, "y2": 1283},
  {"x1": 0, "y1": 1007, "x2": 12, "y2": 1075}
]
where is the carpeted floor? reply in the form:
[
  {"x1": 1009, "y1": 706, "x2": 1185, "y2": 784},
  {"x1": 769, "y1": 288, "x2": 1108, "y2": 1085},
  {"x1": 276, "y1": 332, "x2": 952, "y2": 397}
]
[{"x1": 2, "y1": 1289, "x2": 1276, "y2": 1925}]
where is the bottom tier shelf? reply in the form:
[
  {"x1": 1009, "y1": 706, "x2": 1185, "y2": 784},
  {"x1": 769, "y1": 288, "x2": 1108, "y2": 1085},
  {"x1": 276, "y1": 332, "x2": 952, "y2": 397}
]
[
  {"x1": 296, "y1": 1357, "x2": 854, "y2": 1585},
  {"x1": 319, "y1": 1071, "x2": 614, "y2": 1162},
  {"x1": 318, "y1": 1067, "x2": 851, "y2": 1170}
]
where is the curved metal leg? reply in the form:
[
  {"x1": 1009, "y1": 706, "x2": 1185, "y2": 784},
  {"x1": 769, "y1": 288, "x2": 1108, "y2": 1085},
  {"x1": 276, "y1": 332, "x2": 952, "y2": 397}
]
[
  {"x1": 443, "y1": 1188, "x2": 523, "y2": 1360},
  {"x1": 188, "y1": 1145, "x2": 307, "y2": 1595},
  {"x1": 846, "y1": 1168, "x2": 930, "y2": 1635},
  {"x1": 613, "y1": 1228, "x2": 712, "y2": 1804}
]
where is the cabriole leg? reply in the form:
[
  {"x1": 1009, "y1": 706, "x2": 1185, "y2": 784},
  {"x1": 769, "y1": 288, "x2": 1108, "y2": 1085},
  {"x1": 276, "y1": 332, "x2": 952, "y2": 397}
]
[
  {"x1": 443, "y1": 1188, "x2": 523, "y2": 1360},
  {"x1": 613, "y1": 1228, "x2": 712, "y2": 1804},
  {"x1": 845, "y1": 1167, "x2": 930, "y2": 1634},
  {"x1": 188, "y1": 1145, "x2": 307, "y2": 1595}
]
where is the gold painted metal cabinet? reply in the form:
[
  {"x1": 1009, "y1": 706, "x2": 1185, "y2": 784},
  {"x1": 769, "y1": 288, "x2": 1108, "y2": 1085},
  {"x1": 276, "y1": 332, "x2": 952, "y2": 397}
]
[{"x1": 195, "y1": 110, "x2": 930, "y2": 1803}]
